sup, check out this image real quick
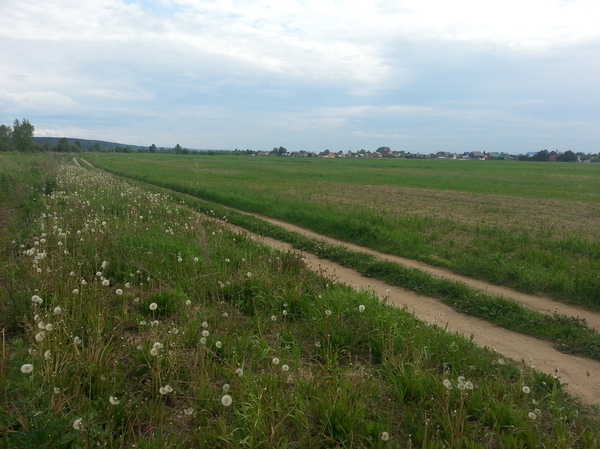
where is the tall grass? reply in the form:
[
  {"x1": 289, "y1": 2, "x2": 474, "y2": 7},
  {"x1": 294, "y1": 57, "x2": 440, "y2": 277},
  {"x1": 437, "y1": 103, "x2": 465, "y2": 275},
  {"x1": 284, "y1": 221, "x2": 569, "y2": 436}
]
[{"x1": 2, "y1": 155, "x2": 599, "y2": 448}]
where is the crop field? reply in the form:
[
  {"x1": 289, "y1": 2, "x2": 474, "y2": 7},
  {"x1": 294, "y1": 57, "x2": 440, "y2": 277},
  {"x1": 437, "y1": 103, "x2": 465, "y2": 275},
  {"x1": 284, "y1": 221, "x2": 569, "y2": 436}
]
[
  {"x1": 2, "y1": 152, "x2": 600, "y2": 448},
  {"x1": 86, "y1": 153, "x2": 600, "y2": 310}
]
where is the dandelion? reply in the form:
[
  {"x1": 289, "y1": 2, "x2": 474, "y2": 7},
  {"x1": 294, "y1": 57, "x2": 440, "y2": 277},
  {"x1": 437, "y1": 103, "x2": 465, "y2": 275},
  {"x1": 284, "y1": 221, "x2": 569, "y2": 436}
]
[
  {"x1": 53, "y1": 306, "x2": 62, "y2": 315},
  {"x1": 125, "y1": 282, "x2": 131, "y2": 288},
  {"x1": 38, "y1": 321, "x2": 46, "y2": 330},
  {"x1": 73, "y1": 418, "x2": 83, "y2": 430},
  {"x1": 101, "y1": 261, "x2": 108, "y2": 269},
  {"x1": 380, "y1": 431, "x2": 390, "y2": 441},
  {"x1": 101, "y1": 279, "x2": 110, "y2": 287},
  {"x1": 235, "y1": 368, "x2": 244, "y2": 377},
  {"x1": 325, "y1": 310, "x2": 332, "y2": 316},
  {"x1": 44, "y1": 350, "x2": 52, "y2": 360},
  {"x1": 201, "y1": 321, "x2": 208, "y2": 328},
  {"x1": 497, "y1": 358, "x2": 506, "y2": 365},
  {"x1": 184, "y1": 407, "x2": 194, "y2": 416},
  {"x1": 358, "y1": 305, "x2": 365, "y2": 312},
  {"x1": 222, "y1": 383, "x2": 230, "y2": 392},
  {"x1": 109, "y1": 396, "x2": 120, "y2": 405},
  {"x1": 200, "y1": 337, "x2": 207, "y2": 345},
  {"x1": 35, "y1": 331, "x2": 46, "y2": 341},
  {"x1": 221, "y1": 394, "x2": 233, "y2": 406},
  {"x1": 246, "y1": 272, "x2": 251, "y2": 277},
  {"x1": 73, "y1": 336, "x2": 82, "y2": 345},
  {"x1": 528, "y1": 411, "x2": 537, "y2": 420},
  {"x1": 185, "y1": 299, "x2": 192, "y2": 306},
  {"x1": 21, "y1": 363, "x2": 34, "y2": 374},
  {"x1": 45, "y1": 323, "x2": 54, "y2": 331},
  {"x1": 271, "y1": 315, "x2": 277, "y2": 321},
  {"x1": 53, "y1": 387, "x2": 60, "y2": 394},
  {"x1": 464, "y1": 381, "x2": 474, "y2": 390},
  {"x1": 282, "y1": 364, "x2": 290, "y2": 371},
  {"x1": 193, "y1": 257, "x2": 199, "y2": 263},
  {"x1": 522, "y1": 386, "x2": 531, "y2": 394},
  {"x1": 222, "y1": 312, "x2": 228, "y2": 317},
  {"x1": 159, "y1": 384, "x2": 173, "y2": 395},
  {"x1": 150, "y1": 348, "x2": 158, "y2": 356},
  {"x1": 202, "y1": 330, "x2": 209, "y2": 337},
  {"x1": 115, "y1": 289, "x2": 123, "y2": 295},
  {"x1": 272, "y1": 357, "x2": 280, "y2": 365},
  {"x1": 149, "y1": 302, "x2": 158, "y2": 311},
  {"x1": 81, "y1": 279, "x2": 87, "y2": 285},
  {"x1": 31, "y1": 295, "x2": 43, "y2": 305},
  {"x1": 443, "y1": 379, "x2": 452, "y2": 389},
  {"x1": 216, "y1": 341, "x2": 222, "y2": 349}
]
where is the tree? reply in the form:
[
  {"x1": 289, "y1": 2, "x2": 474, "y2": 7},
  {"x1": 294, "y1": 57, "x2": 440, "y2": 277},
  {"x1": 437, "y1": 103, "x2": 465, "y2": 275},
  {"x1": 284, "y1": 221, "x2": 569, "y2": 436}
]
[
  {"x1": 149, "y1": 144, "x2": 157, "y2": 153},
  {"x1": 531, "y1": 150, "x2": 549, "y2": 161},
  {"x1": 0, "y1": 124, "x2": 12, "y2": 151},
  {"x1": 557, "y1": 150, "x2": 577, "y2": 162},
  {"x1": 57, "y1": 137, "x2": 70, "y2": 152},
  {"x1": 12, "y1": 118, "x2": 35, "y2": 152},
  {"x1": 271, "y1": 146, "x2": 288, "y2": 156}
]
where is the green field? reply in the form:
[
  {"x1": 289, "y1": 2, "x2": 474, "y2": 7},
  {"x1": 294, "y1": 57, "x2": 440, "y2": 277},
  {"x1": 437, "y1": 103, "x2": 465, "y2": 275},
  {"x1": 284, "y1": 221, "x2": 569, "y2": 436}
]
[
  {"x1": 86, "y1": 153, "x2": 600, "y2": 310},
  {"x1": 2, "y1": 152, "x2": 600, "y2": 448}
]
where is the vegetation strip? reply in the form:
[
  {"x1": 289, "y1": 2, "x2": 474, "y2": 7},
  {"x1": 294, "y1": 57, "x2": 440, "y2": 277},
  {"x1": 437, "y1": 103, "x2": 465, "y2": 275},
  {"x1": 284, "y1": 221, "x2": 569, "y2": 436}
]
[{"x1": 81, "y1": 159, "x2": 600, "y2": 362}]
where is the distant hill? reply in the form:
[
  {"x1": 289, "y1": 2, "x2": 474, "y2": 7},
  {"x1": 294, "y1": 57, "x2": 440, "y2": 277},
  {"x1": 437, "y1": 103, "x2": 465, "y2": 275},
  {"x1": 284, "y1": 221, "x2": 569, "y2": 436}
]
[{"x1": 33, "y1": 137, "x2": 148, "y2": 151}]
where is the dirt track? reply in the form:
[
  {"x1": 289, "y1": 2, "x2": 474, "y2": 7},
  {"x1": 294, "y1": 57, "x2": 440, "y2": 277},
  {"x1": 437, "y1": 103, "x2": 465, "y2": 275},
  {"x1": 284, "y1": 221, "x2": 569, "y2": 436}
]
[{"x1": 78, "y1": 158, "x2": 600, "y2": 405}]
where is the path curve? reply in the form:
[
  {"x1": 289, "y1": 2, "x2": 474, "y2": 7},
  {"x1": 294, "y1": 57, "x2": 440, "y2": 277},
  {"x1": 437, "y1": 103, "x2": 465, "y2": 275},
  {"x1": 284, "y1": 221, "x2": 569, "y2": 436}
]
[{"x1": 78, "y1": 158, "x2": 600, "y2": 405}]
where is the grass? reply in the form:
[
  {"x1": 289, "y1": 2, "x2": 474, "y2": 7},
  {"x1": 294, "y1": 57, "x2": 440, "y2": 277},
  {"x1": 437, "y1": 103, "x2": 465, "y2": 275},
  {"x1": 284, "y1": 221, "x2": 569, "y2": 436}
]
[
  {"x1": 1, "y1": 153, "x2": 599, "y2": 448},
  {"x1": 84, "y1": 153, "x2": 600, "y2": 310}
]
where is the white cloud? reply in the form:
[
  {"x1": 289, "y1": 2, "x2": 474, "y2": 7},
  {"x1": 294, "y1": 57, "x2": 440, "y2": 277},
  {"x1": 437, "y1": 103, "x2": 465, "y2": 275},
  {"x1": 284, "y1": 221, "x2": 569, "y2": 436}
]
[{"x1": 0, "y1": 90, "x2": 79, "y2": 114}]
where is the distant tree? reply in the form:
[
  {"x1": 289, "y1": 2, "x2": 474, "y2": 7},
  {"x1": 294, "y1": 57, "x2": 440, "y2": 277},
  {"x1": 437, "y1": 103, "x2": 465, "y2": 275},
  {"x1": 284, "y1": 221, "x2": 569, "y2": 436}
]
[
  {"x1": 0, "y1": 124, "x2": 12, "y2": 151},
  {"x1": 149, "y1": 144, "x2": 157, "y2": 153},
  {"x1": 57, "y1": 137, "x2": 70, "y2": 152},
  {"x1": 92, "y1": 143, "x2": 101, "y2": 152},
  {"x1": 557, "y1": 150, "x2": 577, "y2": 162},
  {"x1": 271, "y1": 146, "x2": 287, "y2": 156},
  {"x1": 531, "y1": 149, "x2": 550, "y2": 161},
  {"x1": 376, "y1": 146, "x2": 391, "y2": 154},
  {"x1": 12, "y1": 118, "x2": 35, "y2": 152}
]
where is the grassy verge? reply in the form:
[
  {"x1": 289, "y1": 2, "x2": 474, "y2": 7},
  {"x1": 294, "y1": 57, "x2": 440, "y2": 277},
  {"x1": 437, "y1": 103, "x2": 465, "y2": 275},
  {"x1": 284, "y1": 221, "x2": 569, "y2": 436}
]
[{"x1": 2, "y1": 156, "x2": 599, "y2": 448}]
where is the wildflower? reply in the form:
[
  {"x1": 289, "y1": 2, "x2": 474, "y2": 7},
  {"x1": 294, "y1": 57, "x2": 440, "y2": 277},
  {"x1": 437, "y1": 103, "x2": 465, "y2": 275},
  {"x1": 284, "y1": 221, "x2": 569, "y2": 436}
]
[
  {"x1": 271, "y1": 315, "x2": 277, "y2": 321},
  {"x1": 101, "y1": 261, "x2": 108, "y2": 269},
  {"x1": 53, "y1": 387, "x2": 60, "y2": 394},
  {"x1": 358, "y1": 305, "x2": 365, "y2": 312},
  {"x1": 522, "y1": 386, "x2": 531, "y2": 394},
  {"x1": 38, "y1": 321, "x2": 46, "y2": 330},
  {"x1": 185, "y1": 300, "x2": 192, "y2": 306},
  {"x1": 125, "y1": 282, "x2": 131, "y2": 288},
  {"x1": 282, "y1": 364, "x2": 290, "y2": 371},
  {"x1": 528, "y1": 411, "x2": 537, "y2": 420},
  {"x1": 150, "y1": 348, "x2": 158, "y2": 356},
  {"x1": 497, "y1": 358, "x2": 506, "y2": 365},
  {"x1": 202, "y1": 330, "x2": 209, "y2": 337},
  {"x1": 200, "y1": 337, "x2": 207, "y2": 345},
  {"x1": 221, "y1": 394, "x2": 233, "y2": 406},
  {"x1": 81, "y1": 279, "x2": 87, "y2": 285},
  {"x1": 464, "y1": 381, "x2": 474, "y2": 390},
  {"x1": 72, "y1": 418, "x2": 83, "y2": 430},
  {"x1": 193, "y1": 257, "x2": 199, "y2": 262},
  {"x1": 115, "y1": 289, "x2": 123, "y2": 295},
  {"x1": 225, "y1": 258, "x2": 230, "y2": 263},
  {"x1": 184, "y1": 407, "x2": 194, "y2": 416},
  {"x1": 45, "y1": 323, "x2": 54, "y2": 331},
  {"x1": 246, "y1": 272, "x2": 251, "y2": 277},
  {"x1": 222, "y1": 312, "x2": 228, "y2": 317},
  {"x1": 35, "y1": 332, "x2": 46, "y2": 341},
  {"x1": 216, "y1": 341, "x2": 222, "y2": 349},
  {"x1": 53, "y1": 306, "x2": 62, "y2": 315},
  {"x1": 380, "y1": 432, "x2": 390, "y2": 441},
  {"x1": 202, "y1": 321, "x2": 208, "y2": 328},
  {"x1": 73, "y1": 336, "x2": 82, "y2": 345},
  {"x1": 443, "y1": 379, "x2": 452, "y2": 389},
  {"x1": 325, "y1": 309, "x2": 332, "y2": 316},
  {"x1": 149, "y1": 302, "x2": 158, "y2": 311},
  {"x1": 21, "y1": 363, "x2": 34, "y2": 374},
  {"x1": 101, "y1": 279, "x2": 110, "y2": 287},
  {"x1": 31, "y1": 295, "x2": 43, "y2": 305},
  {"x1": 223, "y1": 383, "x2": 230, "y2": 392},
  {"x1": 282, "y1": 310, "x2": 288, "y2": 316},
  {"x1": 44, "y1": 350, "x2": 52, "y2": 360},
  {"x1": 159, "y1": 385, "x2": 173, "y2": 395},
  {"x1": 177, "y1": 257, "x2": 183, "y2": 262},
  {"x1": 272, "y1": 357, "x2": 280, "y2": 365},
  {"x1": 109, "y1": 395, "x2": 120, "y2": 405},
  {"x1": 235, "y1": 368, "x2": 244, "y2": 377}
]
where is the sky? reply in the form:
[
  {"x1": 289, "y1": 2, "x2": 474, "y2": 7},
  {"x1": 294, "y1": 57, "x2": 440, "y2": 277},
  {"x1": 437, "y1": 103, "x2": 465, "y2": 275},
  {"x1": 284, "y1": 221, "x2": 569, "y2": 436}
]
[{"x1": 1, "y1": 0, "x2": 599, "y2": 154}]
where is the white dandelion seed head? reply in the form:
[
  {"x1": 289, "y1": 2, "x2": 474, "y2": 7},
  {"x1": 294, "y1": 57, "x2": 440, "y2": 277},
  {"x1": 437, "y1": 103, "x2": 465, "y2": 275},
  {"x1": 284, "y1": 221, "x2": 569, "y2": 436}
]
[
  {"x1": 215, "y1": 341, "x2": 222, "y2": 349},
  {"x1": 325, "y1": 310, "x2": 332, "y2": 316},
  {"x1": 73, "y1": 336, "x2": 82, "y2": 345},
  {"x1": 54, "y1": 387, "x2": 61, "y2": 394},
  {"x1": 271, "y1": 315, "x2": 277, "y2": 321},
  {"x1": 522, "y1": 386, "x2": 531, "y2": 394},
  {"x1": 282, "y1": 364, "x2": 290, "y2": 371},
  {"x1": 44, "y1": 350, "x2": 52, "y2": 360},
  {"x1": 184, "y1": 407, "x2": 194, "y2": 416},
  {"x1": 221, "y1": 394, "x2": 233, "y2": 406},
  {"x1": 35, "y1": 331, "x2": 46, "y2": 342},
  {"x1": 201, "y1": 321, "x2": 208, "y2": 328},
  {"x1": 443, "y1": 379, "x2": 452, "y2": 389},
  {"x1": 222, "y1": 383, "x2": 230, "y2": 392},
  {"x1": 150, "y1": 348, "x2": 158, "y2": 356},
  {"x1": 21, "y1": 363, "x2": 34, "y2": 374},
  {"x1": 358, "y1": 305, "x2": 365, "y2": 312},
  {"x1": 109, "y1": 396, "x2": 120, "y2": 405},
  {"x1": 31, "y1": 295, "x2": 43, "y2": 305},
  {"x1": 38, "y1": 321, "x2": 46, "y2": 330},
  {"x1": 528, "y1": 411, "x2": 537, "y2": 420},
  {"x1": 272, "y1": 357, "x2": 280, "y2": 365},
  {"x1": 72, "y1": 418, "x2": 83, "y2": 430},
  {"x1": 149, "y1": 302, "x2": 158, "y2": 311},
  {"x1": 202, "y1": 330, "x2": 209, "y2": 337},
  {"x1": 185, "y1": 299, "x2": 192, "y2": 306},
  {"x1": 235, "y1": 368, "x2": 244, "y2": 377},
  {"x1": 53, "y1": 306, "x2": 62, "y2": 315},
  {"x1": 200, "y1": 337, "x2": 207, "y2": 345},
  {"x1": 101, "y1": 279, "x2": 110, "y2": 287},
  {"x1": 115, "y1": 289, "x2": 123, "y2": 295},
  {"x1": 380, "y1": 432, "x2": 390, "y2": 441},
  {"x1": 45, "y1": 323, "x2": 54, "y2": 331}
]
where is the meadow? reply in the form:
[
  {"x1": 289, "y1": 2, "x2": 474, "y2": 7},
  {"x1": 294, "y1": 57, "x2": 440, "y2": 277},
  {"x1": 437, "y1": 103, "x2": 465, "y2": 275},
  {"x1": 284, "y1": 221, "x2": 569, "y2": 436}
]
[
  {"x1": 86, "y1": 153, "x2": 600, "y2": 310},
  {"x1": 2, "y1": 152, "x2": 599, "y2": 448}
]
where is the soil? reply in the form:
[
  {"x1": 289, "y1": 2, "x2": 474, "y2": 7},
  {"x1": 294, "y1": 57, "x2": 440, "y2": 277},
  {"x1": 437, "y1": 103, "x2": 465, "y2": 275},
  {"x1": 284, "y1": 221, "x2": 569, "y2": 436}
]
[{"x1": 78, "y1": 158, "x2": 600, "y2": 405}]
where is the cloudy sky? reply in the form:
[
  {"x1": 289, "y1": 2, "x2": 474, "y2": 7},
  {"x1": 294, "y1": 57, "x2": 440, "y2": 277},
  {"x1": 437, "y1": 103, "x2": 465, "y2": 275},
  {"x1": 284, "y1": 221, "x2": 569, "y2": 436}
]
[{"x1": 1, "y1": 0, "x2": 598, "y2": 154}]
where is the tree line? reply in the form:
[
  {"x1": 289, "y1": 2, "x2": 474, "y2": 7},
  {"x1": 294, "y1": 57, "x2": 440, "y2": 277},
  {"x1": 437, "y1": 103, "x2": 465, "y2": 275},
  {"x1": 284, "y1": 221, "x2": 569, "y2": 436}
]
[{"x1": 0, "y1": 119, "x2": 36, "y2": 152}]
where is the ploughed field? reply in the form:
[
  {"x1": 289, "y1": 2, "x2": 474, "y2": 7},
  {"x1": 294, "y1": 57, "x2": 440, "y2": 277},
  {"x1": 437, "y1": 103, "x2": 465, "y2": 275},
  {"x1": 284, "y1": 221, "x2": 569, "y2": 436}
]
[{"x1": 87, "y1": 153, "x2": 600, "y2": 311}]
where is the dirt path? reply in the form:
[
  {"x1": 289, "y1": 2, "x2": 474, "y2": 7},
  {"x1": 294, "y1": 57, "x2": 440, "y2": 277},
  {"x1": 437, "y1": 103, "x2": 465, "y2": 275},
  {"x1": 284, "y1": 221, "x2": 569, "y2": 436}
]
[{"x1": 78, "y1": 158, "x2": 600, "y2": 405}]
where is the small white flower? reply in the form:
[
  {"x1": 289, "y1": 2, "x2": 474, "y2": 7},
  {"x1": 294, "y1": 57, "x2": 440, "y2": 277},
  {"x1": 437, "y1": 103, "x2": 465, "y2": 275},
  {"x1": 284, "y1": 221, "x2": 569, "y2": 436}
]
[
  {"x1": 200, "y1": 337, "x2": 207, "y2": 345},
  {"x1": 358, "y1": 305, "x2": 365, "y2": 312},
  {"x1": 193, "y1": 257, "x2": 199, "y2": 262},
  {"x1": 246, "y1": 272, "x2": 251, "y2": 277},
  {"x1": 72, "y1": 418, "x2": 83, "y2": 430},
  {"x1": 109, "y1": 396, "x2": 120, "y2": 405},
  {"x1": 38, "y1": 321, "x2": 46, "y2": 330},
  {"x1": 380, "y1": 432, "x2": 390, "y2": 441},
  {"x1": 221, "y1": 394, "x2": 233, "y2": 406},
  {"x1": 21, "y1": 363, "x2": 34, "y2": 374},
  {"x1": 271, "y1": 315, "x2": 277, "y2": 321},
  {"x1": 101, "y1": 261, "x2": 108, "y2": 269},
  {"x1": 159, "y1": 384, "x2": 173, "y2": 395},
  {"x1": 149, "y1": 302, "x2": 158, "y2": 311},
  {"x1": 222, "y1": 312, "x2": 228, "y2": 317},
  {"x1": 150, "y1": 348, "x2": 158, "y2": 356},
  {"x1": 185, "y1": 299, "x2": 192, "y2": 306}
]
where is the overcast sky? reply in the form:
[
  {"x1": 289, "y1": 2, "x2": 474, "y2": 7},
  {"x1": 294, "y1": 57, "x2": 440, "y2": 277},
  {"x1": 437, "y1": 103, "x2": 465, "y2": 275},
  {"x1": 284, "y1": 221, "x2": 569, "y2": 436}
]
[{"x1": 1, "y1": 0, "x2": 598, "y2": 154}]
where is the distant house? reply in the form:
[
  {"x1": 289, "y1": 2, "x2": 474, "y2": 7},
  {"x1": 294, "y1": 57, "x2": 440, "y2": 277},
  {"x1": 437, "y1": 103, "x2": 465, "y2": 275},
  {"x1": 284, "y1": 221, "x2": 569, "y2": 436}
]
[
  {"x1": 469, "y1": 151, "x2": 486, "y2": 160},
  {"x1": 548, "y1": 151, "x2": 560, "y2": 162}
]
